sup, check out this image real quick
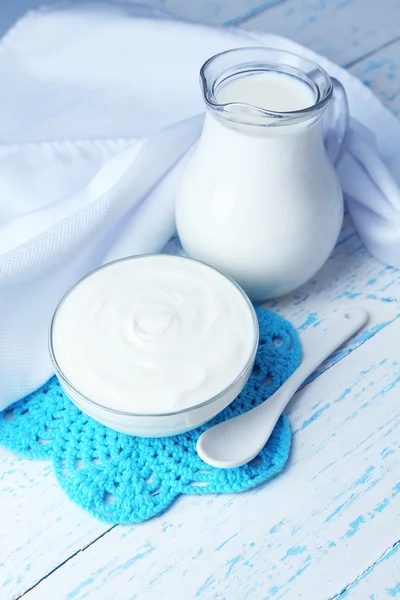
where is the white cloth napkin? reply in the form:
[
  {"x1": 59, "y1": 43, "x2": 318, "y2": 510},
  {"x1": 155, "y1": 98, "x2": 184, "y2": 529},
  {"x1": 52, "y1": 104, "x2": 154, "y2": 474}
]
[{"x1": 0, "y1": 1, "x2": 399, "y2": 409}]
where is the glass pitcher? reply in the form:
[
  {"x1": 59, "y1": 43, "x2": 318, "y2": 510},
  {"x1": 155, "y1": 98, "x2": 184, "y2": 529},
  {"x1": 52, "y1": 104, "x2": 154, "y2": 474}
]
[{"x1": 175, "y1": 47, "x2": 348, "y2": 301}]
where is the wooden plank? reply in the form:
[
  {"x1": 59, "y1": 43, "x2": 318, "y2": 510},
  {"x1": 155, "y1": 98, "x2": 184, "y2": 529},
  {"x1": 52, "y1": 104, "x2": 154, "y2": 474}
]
[
  {"x1": 240, "y1": 0, "x2": 400, "y2": 67},
  {"x1": 342, "y1": 542, "x2": 400, "y2": 599},
  {"x1": 149, "y1": 0, "x2": 286, "y2": 25},
  {"x1": 19, "y1": 317, "x2": 400, "y2": 600},
  {"x1": 350, "y1": 40, "x2": 400, "y2": 117},
  {"x1": 0, "y1": 450, "x2": 111, "y2": 599}
]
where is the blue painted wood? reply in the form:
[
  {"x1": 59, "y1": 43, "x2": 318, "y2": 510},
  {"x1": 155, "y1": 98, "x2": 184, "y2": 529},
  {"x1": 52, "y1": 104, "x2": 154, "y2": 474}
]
[
  {"x1": 241, "y1": 0, "x2": 400, "y2": 67},
  {"x1": 139, "y1": 0, "x2": 286, "y2": 25},
  {"x1": 351, "y1": 42, "x2": 400, "y2": 116}
]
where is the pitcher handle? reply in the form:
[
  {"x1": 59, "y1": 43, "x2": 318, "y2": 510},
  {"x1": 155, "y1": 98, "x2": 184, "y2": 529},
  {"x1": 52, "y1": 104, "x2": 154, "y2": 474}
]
[{"x1": 324, "y1": 77, "x2": 349, "y2": 166}]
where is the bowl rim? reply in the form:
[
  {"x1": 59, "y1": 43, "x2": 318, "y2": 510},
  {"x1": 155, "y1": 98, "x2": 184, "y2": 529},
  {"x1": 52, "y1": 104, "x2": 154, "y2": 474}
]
[{"x1": 49, "y1": 253, "x2": 259, "y2": 418}]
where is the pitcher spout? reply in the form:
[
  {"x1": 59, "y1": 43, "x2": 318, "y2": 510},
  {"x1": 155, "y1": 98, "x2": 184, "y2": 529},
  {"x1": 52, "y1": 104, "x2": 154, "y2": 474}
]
[{"x1": 200, "y1": 47, "x2": 334, "y2": 128}]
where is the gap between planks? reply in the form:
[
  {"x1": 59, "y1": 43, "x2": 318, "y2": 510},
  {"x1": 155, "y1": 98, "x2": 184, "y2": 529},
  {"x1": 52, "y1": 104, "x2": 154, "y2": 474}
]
[
  {"x1": 15, "y1": 527, "x2": 118, "y2": 600},
  {"x1": 225, "y1": 0, "x2": 290, "y2": 26},
  {"x1": 345, "y1": 34, "x2": 400, "y2": 69},
  {"x1": 329, "y1": 538, "x2": 400, "y2": 599}
]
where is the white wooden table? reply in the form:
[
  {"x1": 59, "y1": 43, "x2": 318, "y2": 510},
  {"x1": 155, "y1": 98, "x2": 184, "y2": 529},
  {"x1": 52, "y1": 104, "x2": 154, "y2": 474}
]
[{"x1": 1, "y1": 1, "x2": 400, "y2": 598}]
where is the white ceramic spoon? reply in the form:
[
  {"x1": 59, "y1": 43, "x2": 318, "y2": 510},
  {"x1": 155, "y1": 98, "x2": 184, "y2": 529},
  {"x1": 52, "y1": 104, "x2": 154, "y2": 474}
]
[{"x1": 196, "y1": 307, "x2": 369, "y2": 469}]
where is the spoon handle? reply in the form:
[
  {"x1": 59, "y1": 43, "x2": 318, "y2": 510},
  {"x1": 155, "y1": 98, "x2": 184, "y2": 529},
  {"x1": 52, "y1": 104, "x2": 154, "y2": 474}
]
[
  {"x1": 276, "y1": 307, "x2": 369, "y2": 404},
  {"x1": 240, "y1": 307, "x2": 368, "y2": 426}
]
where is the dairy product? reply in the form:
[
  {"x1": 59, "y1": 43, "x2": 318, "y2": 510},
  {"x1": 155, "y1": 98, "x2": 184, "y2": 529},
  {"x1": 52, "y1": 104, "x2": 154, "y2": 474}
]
[
  {"x1": 176, "y1": 69, "x2": 343, "y2": 300},
  {"x1": 217, "y1": 71, "x2": 315, "y2": 112},
  {"x1": 51, "y1": 255, "x2": 257, "y2": 415}
]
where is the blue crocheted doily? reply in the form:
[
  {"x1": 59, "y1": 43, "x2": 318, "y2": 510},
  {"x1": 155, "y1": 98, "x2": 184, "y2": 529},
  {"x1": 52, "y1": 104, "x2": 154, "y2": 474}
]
[{"x1": 0, "y1": 309, "x2": 300, "y2": 523}]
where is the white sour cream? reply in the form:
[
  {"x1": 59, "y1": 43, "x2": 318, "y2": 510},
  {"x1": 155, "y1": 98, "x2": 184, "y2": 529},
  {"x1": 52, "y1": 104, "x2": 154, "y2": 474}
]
[{"x1": 51, "y1": 255, "x2": 257, "y2": 415}]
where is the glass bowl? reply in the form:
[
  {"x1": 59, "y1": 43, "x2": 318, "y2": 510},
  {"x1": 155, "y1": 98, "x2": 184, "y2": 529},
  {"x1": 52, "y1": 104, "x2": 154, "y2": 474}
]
[{"x1": 49, "y1": 255, "x2": 259, "y2": 437}]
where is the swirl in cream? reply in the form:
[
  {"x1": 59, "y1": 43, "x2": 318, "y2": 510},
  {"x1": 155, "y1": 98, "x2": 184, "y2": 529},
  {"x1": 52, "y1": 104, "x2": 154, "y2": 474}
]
[{"x1": 51, "y1": 255, "x2": 257, "y2": 414}]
